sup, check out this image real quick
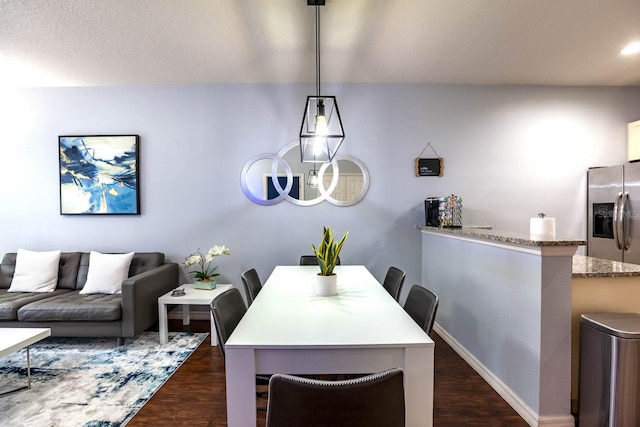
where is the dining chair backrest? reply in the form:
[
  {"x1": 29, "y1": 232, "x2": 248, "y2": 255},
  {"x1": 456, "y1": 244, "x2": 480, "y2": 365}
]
[
  {"x1": 241, "y1": 268, "x2": 262, "y2": 306},
  {"x1": 382, "y1": 266, "x2": 406, "y2": 302},
  {"x1": 403, "y1": 284, "x2": 439, "y2": 335},
  {"x1": 210, "y1": 288, "x2": 247, "y2": 360},
  {"x1": 299, "y1": 255, "x2": 341, "y2": 266},
  {"x1": 266, "y1": 368, "x2": 405, "y2": 427}
]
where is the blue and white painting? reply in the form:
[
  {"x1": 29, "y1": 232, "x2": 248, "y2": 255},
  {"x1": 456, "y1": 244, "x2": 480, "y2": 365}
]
[{"x1": 59, "y1": 135, "x2": 139, "y2": 214}]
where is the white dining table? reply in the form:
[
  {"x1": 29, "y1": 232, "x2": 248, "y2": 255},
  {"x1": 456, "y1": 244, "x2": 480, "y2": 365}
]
[{"x1": 224, "y1": 265, "x2": 434, "y2": 426}]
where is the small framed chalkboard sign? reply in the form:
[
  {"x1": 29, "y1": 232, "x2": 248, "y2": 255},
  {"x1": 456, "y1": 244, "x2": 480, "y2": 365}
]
[
  {"x1": 415, "y1": 142, "x2": 444, "y2": 177},
  {"x1": 415, "y1": 158, "x2": 443, "y2": 177}
]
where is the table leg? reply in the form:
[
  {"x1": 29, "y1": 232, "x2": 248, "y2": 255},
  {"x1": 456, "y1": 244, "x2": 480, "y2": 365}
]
[
  {"x1": 404, "y1": 346, "x2": 434, "y2": 427},
  {"x1": 209, "y1": 310, "x2": 217, "y2": 347},
  {"x1": 182, "y1": 304, "x2": 190, "y2": 325},
  {"x1": 26, "y1": 347, "x2": 31, "y2": 389},
  {"x1": 0, "y1": 346, "x2": 34, "y2": 397},
  {"x1": 225, "y1": 348, "x2": 257, "y2": 426},
  {"x1": 158, "y1": 301, "x2": 169, "y2": 345}
]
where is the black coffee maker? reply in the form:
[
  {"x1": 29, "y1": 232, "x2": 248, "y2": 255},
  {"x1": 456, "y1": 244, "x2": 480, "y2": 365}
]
[{"x1": 424, "y1": 197, "x2": 441, "y2": 227}]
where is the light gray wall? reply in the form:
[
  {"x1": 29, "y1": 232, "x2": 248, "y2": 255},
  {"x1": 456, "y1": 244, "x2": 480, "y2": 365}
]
[
  {"x1": 422, "y1": 231, "x2": 574, "y2": 421},
  {"x1": 1, "y1": 84, "x2": 639, "y2": 301}
]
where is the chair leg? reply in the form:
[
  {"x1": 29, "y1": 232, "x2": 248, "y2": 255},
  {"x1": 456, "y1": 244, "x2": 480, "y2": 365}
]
[{"x1": 256, "y1": 386, "x2": 268, "y2": 411}]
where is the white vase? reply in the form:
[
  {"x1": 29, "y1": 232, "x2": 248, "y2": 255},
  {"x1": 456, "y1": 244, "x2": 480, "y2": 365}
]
[{"x1": 316, "y1": 274, "x2": 337, "y2": 296}]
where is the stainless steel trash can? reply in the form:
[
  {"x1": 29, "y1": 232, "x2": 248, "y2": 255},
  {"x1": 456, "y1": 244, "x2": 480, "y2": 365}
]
[{"x1": 579, "y1": 313, "x2": 640, "y2": 426}]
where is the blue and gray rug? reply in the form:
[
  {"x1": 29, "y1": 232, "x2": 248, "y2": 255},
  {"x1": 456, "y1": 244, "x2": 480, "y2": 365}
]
[{"x1": 0, "y1": 331, "x2": 207, "y2": 426}]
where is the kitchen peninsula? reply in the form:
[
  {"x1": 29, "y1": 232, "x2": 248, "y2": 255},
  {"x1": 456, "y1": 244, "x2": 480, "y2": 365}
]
[{"x1": 419, "y1": 226, "x2": 585, "y2": 427}]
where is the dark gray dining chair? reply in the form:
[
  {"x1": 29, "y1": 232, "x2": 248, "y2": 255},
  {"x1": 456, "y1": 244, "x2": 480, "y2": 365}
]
[
  {"x1": 403, "y1": 284, "x2": 439, "y2": 335},
  {"x1": 382, "y1": 266, "x2": 406, "y2": 302},
  {"x1": 241, "y1": 268, "x2": 262, "y2": 306},
  {"x1": 299, "y1": 255, "x2": 340, "y2": 266},
  {"x1": 210, "y1": 288, "x2": 270, "y2": 404},
  {"x1": 210, "y1": 288, "x2": 246, "y2": 360},
  {"x1": 265, "y1": 368, "x2": 405, "y2": 427}
]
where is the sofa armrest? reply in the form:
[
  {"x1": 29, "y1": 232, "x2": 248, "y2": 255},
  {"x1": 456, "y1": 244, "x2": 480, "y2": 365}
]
[{"x1": 120, "y1": 263, "x2": 178, "y2": 337}]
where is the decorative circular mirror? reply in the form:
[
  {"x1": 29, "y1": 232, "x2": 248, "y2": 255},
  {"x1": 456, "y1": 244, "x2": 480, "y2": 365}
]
[
  {"x1": 321, "y1": 156, "x2": 370, "y2": 207},
  {"x1": 240, "y1": 142, "x2": 369, "y2": 206},
  {"x1": 275, "y1": 142, "x2": 338, "y2": 206},
  {"x1": 240, "y1": 154, "x2": 292, "y2": 206}
]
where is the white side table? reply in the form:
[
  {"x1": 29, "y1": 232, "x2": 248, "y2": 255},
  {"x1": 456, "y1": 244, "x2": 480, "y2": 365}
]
[{"x1": 158, "y1": 283, "x2": 233, "y2": 346}]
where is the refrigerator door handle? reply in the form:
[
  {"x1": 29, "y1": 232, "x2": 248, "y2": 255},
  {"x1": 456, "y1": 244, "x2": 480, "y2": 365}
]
[
  {"x1": 614, "y1": 192, "x2": 623, "y2": 250},
  {"x1": 620, "y1": 191, "x2": 630, "y2": 250}
]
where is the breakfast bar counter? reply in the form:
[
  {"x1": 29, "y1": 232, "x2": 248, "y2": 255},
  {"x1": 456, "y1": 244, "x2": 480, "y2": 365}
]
[
  {"x1": 419, "y1": 226, "x2": 584, "y2": 427},
  {"x1": 418, "y1": 225, "x2": 585, "y2": 247}
]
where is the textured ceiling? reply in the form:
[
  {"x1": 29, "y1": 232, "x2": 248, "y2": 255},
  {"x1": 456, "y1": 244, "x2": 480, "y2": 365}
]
[{"x1": 1, "y1": 0, "x2": 639, "y2": 87}]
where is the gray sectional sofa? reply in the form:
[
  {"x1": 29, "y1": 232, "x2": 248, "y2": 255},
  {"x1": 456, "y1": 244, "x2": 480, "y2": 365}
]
[{"x1": 0, "y1": 252, "x2": 178, "y2": 344}]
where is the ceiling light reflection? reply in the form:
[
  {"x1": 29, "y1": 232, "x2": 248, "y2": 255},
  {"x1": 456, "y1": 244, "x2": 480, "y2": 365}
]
[{"x1": 621, "y1": 42, "x2": 640, "y2": 55}]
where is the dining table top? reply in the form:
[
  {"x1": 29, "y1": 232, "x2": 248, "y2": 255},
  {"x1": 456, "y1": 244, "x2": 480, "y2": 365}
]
[{"x1": 226, "y1": 265, "x2": 434, "y2": 349}]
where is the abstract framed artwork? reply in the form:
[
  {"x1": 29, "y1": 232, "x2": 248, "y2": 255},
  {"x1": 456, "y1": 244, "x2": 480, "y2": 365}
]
[{"x1": 59, "y1": 135, "x2": 140, "y2": 215}]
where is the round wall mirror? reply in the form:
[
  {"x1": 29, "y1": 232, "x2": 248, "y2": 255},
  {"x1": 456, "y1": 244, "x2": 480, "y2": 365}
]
[
  {"x1": 321, "y1": 157, "x2": 370, "y2": 207},
  {"x1": 240, "y1": 154, "x2": 292, "y2": 206},
  {"x1": 240, "y1": 141, "x2": 369, "y2": 206}
]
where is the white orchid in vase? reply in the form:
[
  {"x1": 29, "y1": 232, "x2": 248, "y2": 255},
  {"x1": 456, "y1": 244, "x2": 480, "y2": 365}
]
[{"x1": 184, "y1": 245, "x2": 230, "y2": 283}]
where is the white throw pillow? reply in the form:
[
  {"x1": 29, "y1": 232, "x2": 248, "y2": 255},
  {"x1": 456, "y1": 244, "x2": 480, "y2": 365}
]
[
  {"x1": 79, "y1": 251, "x2": 135, "y2": 295},
  {"x1": 8, "y1": 249, "x2": 62, "y2": 293}
]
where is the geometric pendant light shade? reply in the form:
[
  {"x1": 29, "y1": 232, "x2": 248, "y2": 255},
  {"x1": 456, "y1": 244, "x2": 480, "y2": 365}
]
[
  {"x1": 300, "y1": 95, "x2": 344, "y2": 163},
  {"x1": 299, "y1": 1, "x2": 345, "y2": 163},
  {"x1": 307, "y1": 166, "x2": 319, "y2": 188}
]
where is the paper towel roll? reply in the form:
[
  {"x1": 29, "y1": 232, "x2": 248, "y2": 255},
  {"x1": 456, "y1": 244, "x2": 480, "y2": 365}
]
[{"x1": 530, "y1": 217, "x2": 556, "y2": 239}]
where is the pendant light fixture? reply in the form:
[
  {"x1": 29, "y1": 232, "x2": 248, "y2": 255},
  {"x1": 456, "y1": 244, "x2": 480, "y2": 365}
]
[
  {"x1": 299, "y1": 0, "x2": 344, "y2": 163},
  {"x1": 307, "y1": 163, "x2": 319, "y2": 188},
  {"x1": 307, "y1": 169, "x2": 319, "y2": 188}
]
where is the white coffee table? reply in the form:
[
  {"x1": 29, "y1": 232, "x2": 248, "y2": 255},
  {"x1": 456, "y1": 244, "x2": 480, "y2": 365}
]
[
  {"x1": 158, "y1": 283, "x2": 233, "y2": 346},
  {"x1": 0, "y1": 328, "x2": 51, "y2": 396}
]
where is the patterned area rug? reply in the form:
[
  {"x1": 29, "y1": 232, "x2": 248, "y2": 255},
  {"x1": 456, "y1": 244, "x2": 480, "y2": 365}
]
[{"x1": 0, "y1": 331, "x2": 207, "y2": 426}]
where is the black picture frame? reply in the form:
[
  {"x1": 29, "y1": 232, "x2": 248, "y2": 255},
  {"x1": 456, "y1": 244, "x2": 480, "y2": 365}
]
[{"x1": 59, "y1": 135, "x2": 140, "y2": 215}]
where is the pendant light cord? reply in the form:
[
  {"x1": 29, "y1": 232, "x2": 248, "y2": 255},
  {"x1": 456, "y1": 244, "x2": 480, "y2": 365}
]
[{"x1": 315, "y1": 5, "x2": 320, "y2": 97}]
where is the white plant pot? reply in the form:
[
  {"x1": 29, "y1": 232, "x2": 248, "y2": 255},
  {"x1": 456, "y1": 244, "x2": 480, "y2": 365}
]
[{"x1": 316, "y1": 274, "x2": 338, "y2": 296}]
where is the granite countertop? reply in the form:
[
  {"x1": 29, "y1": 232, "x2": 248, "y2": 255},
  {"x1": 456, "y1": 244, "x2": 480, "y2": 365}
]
[
  {"x1": 417, "y1": 225, "x2": 586, "y2": 247},
  {"x1": 572, "y1": 255, "x2": 640, "y2": 278},
  {"x1": 417, "y1": 225, "x2": 640, "y2": 277}
]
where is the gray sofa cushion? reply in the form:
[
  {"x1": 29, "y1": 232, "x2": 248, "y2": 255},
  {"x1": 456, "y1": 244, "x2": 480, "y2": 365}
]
[
  {"x1": 130, "y1": 252, "x2": 165, "y2": 275},
  {"x1": 17, "y1": 291, "x2": 122, "y2": 322},
  {"x1": 0, "y1": 289, "x2": 72, "y2": 320}
]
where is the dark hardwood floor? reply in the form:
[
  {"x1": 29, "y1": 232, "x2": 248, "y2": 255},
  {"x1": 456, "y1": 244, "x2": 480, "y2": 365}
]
[{"x1": 128, "y1": 319, "x2": 528, "y2": 426}]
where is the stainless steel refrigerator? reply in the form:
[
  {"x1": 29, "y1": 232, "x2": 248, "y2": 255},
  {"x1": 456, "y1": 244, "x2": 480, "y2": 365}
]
[{"x1": 587, "y1": 163, "x2": 640, "y2": 263}]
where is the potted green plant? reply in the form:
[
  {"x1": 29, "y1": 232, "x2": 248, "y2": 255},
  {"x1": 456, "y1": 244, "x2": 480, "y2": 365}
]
[
  {"x1": 312, "y1": 226, "x2": 348, "y2": 296},
  {"x1": 184, "y1": 245, "x2": 230, "y2": 290}
]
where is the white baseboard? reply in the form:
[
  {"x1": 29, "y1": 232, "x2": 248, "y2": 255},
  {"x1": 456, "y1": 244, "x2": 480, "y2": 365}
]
[{"x1": 433, "y1": 324, "x2": 575, "y2": 427}]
